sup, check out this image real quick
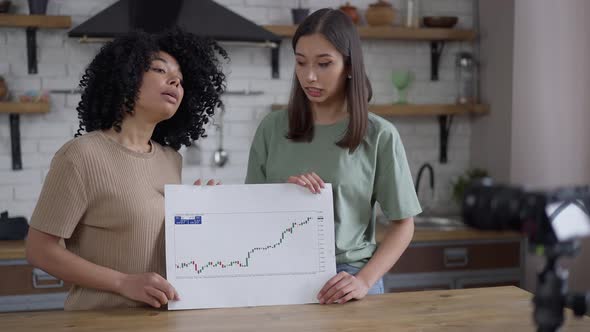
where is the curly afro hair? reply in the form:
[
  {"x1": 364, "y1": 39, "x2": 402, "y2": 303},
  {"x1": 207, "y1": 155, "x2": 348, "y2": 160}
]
[{"x1": 75, "y1": 27, "x2": 228, "y2": 150}]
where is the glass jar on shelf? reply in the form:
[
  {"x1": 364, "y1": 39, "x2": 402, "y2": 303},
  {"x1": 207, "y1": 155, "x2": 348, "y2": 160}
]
[
  {"x1": 455, "y1": 52, "x2": 478, "y2": 104},
  {"x1": 404, "y1": 0, "x2": 420, "y2": 28}
]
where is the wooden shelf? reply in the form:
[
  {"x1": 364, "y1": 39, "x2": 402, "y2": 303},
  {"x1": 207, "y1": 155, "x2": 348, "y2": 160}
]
[
  {"x1": 370, "y1": 104, "x2": 488, "y2": 116},
  {"x1": 271, "y1": 103, "x2": 487, "y2": 163},
  {"x1": 263, "y1": 25, "x2": 476, "y2": 80},
  {"x1": 0, "y1": 102, "x2": 50, "y2": 114},
  {"x1": 264, "y1": 25, "x2": 476, "y2": 41},
  {"x1": 0, "y1": 14, "x2": 71, "y2": 75},
  {"x1": 0, "y1": 14, "x2": 71, "y2": 29},
  {"x1": 271, "y1": 104, "x2": 488, "y2": 116},
  {"x1": 0, "y1": 14, "x2": 68, "y2": 170}
]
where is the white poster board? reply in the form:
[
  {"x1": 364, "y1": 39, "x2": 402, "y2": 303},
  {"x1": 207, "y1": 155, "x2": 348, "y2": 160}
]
[{"x1": 165, "y1": 183, "x2": 336, "y2": 310}]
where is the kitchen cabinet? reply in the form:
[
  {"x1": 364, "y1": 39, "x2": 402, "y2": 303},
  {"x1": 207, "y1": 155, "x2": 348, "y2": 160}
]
[
  {"x1": 0, "y1": 242, "x2": 69, "y2": 312},
  {"x1": 384, "y1": 238, "x2": 524, "y2": 293},
  {"x1": 0, "y1": 259, "x2": 69, "y2": 312}
]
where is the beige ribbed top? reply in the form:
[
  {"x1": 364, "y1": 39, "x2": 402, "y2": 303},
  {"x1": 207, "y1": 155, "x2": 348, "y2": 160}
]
[{"x1": 30, "y1": 131, "x2": 182, "y2": 310}]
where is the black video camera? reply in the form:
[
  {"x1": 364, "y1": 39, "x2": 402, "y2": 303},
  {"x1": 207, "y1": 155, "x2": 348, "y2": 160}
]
[
  {"x1": 462, "y1": 178, "x2": 590, "y2": 246},
  {"x1": 461, "y1": 179, "x2": 590, "y2": 332}
]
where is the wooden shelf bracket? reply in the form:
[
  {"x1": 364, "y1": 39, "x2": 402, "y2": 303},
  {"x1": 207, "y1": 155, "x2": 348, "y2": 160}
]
[
  {"x1": 438, "y1": 114, "x2": 454, "y2": 163},
  {"x1": 26, "y1": 27, "x2": 39, "y2": 74},
  {"x1": 9, "y1": 114, "x2": 22, "y2": 170},
  {"x1": 0, "y1": 102, "x2": 50, "y2": 170},
  {"x1": 271, "y1": 42, "x2": 280, "y2": 79}
]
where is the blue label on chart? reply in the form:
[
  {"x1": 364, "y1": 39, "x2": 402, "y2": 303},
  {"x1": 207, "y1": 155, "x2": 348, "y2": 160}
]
[{"x1": 174, "y1": 215, "x2": 202, "y2": 225}]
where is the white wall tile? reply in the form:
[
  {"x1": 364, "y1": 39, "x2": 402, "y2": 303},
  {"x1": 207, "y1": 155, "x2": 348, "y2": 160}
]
[
  {"x1": 14, "y1": 184, "x2": 42, "y2": 201},
  {"x1": 2, "y1": 76, "x2": 42, "y2": 91},
  {"x1": 0, "y1": 170, "x2": 42, "y2": 185},
  {"x1": 42, "y1": 77, "x2": 80, "y2": 90},
  {"x1": 0, "y1": 63, "x2": 10, "y2": 74},
  {"x1": 10, "y1": 63, "x2": 68, "y2": 77},
  {"x1": 0, "y1": 186, "x2": 12, "y2": 200}
]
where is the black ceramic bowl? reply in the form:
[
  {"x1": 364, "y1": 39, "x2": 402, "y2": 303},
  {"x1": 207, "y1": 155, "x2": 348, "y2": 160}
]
[{"x1": 422, "y1": 16, "x2": 458, "y2": 28}]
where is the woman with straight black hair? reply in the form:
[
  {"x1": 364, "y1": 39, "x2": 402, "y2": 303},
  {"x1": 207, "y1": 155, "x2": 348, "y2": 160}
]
[{"x1": 246, "y1": 9, "x2": 421, "y2": 304}]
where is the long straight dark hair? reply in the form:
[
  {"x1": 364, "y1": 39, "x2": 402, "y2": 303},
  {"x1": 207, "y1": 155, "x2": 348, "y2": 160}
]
[{"x1": 287, "y1": 8, "x2": 372, "y2": 152}]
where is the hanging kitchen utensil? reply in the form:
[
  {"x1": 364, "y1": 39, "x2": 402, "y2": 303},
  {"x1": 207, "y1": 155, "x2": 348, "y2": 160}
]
[{"x1": 213, "y1": 105, "x2": 229, "y2": 167}]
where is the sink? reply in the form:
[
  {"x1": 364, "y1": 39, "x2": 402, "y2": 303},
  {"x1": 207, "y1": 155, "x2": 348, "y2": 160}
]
[{"x1": 413, "y1": 216, "x2": 466, "y2": 230}]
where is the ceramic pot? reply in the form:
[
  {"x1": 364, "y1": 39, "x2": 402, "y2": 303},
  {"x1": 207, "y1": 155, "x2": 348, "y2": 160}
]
[
  {"x1": 365, "y1": 0, "x2": 396, "y2": 26},
  {"x1": 339, "y1": 2, "x2": 359, "y2": 24}
]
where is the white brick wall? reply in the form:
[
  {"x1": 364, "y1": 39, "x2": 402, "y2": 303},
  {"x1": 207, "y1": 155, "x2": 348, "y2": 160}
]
[{"x1": 1, "y1": 0, "x2": 476, "y2": 219}]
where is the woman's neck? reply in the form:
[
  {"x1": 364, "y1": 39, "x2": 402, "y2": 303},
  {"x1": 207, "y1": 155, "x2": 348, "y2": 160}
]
[
  {"x1": 310, "y1": 96, "x2": 348, "y2": 125},
  {"x1": 103, "y1": 116, "x2": 155, "y2": 153}
]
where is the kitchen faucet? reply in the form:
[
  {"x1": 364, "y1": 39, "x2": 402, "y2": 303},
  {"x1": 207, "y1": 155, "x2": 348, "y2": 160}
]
[
  {"x1": 415, "y1": 163, "x2": 434, "y2": 194},
  {"x1": 415, "y1": 163, "x2": 434, "y2": 214}
]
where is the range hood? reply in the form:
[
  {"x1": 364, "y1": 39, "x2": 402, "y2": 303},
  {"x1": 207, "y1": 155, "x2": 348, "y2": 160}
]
[{"x1": 68, "y1": 0, "x2": 282, "y2": 77}]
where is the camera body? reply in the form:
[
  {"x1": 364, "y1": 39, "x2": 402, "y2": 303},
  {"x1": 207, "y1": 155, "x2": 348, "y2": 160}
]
[{"x1": 462, "y1": 179, "x2": 590, "y2": 246}]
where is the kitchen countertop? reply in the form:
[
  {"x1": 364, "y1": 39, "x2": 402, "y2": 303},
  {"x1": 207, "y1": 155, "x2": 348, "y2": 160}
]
[
  {"x1": 377, "y1": 222, "x2": 521, "y2": 243},
  {"x1": 0, "y1": 240, "x2": 26, "y2": 260},
  {"x1": 0, "y1": 225, "x2": 521, "y2": 261},
  {"x1": 0, "y1": 286, "x2": 587, "y2": 331}
]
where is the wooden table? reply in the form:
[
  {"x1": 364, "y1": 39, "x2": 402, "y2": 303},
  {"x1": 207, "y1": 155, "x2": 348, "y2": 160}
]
[{"x1": 0, "y1": 286, "x2": 587, "y2": 331}]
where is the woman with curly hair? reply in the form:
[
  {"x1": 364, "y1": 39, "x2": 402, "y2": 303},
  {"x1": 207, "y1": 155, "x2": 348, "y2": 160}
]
[{"x1": 25, "y1": 28, "x2": 227, "y2": 310}]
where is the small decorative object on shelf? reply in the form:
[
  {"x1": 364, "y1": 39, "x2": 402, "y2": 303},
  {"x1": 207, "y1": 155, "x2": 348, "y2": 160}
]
[
  {"x1": 28, "y1": 0, "x2": 48, "y2": 14},
  {"x1": 365, "y1": 0, "x2": 396, "y2": 27},
  {"x1": 391, "y1": 70, "x2": 413, "y2": 104},
  {"x1": 18, "y1": 90, "x2": 50, "y2": 103},
  {"x1": 339, "y1": 2, "x2": 359, "y2": 25},
  {"x1": 0, "y1": 0, "x2": 12, "y2": 13},
  {"x1": 404, "y1": 0, "x2": 420, "y2": 28},
  {"x1": 455, "y1": 52, "x2": 478, "y2": 104},
  {"x1": 291, "y1": 0, "x2": 309, "y2": 24},
  {"x1": 423, "y1": 16, "x2": 458, "y2": 28}
]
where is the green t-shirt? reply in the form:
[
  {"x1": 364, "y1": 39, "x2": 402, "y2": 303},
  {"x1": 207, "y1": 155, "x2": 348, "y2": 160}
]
[{"x1": 245, "y1": 110, "x2": 422, "y2": 267}]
